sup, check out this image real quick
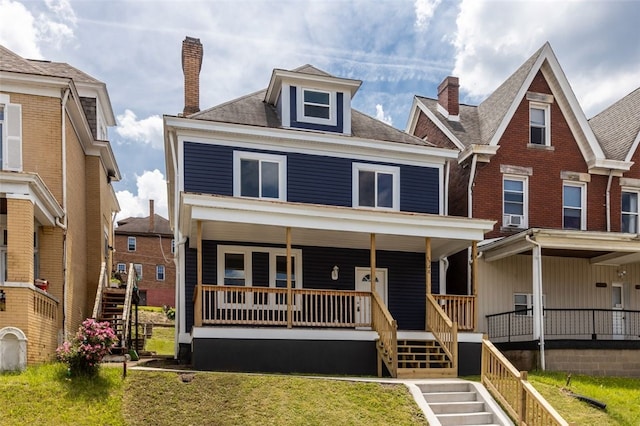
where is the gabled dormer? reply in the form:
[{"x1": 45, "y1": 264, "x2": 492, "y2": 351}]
[{"x1": 264, "y1": 66, "x2": 362, "y2": 135}]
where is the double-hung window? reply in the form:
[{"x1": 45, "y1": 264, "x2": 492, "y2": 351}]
[
  {"x1": 116, "y1": 263, "x2": 126, "y2": 274},
  {"x1": 514, "y1": 293, "x2": 545, "y2": 316},
  {"x1": 622, "y1": 191, "x2": 639, "y2": 233},
  {"x1": 0, "y1": 94, "x2": 23, "y2": 171},
  {"x1": 134, "y1": 263, "x2": 143, "y2": 279},
  {"x1": 233, "y1": 151, "x2": 286, "y2": 201},
  {"x1": 128, "y1": 236, "x2": 136, "y2": 251},
  {"x1": 563, "y1": 182, "x2": 586, "y2": 230},
  {"x1": 156, "y1": 265, "x2": 165, "y2": 281},
  {"x1": 503, "y1": 176, "x2": 527, "y2": 228},
  {"x1": 529, "y1": 103, "x2": 550, "y2": 146},
  {"x1": 296, "y1": 87, "x2": 336, "y2": 126},
  {"x1": 353, "y1": 163, "x2": 399, "y2": 210}
]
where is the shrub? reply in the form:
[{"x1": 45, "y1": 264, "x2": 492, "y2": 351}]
[
  {"x1": 163, "y1": 305, "x2": 176, "y2": 320},
  {"x1": 56, "y1": 318, "x2": 118, "y2": 377}
]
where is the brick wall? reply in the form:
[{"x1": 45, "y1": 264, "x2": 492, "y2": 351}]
[
  {"x1": 6, "y1": 199, "x2": 34, "y2": 283},
  {"x1": 114, "y1": 233, "x2": 176, "y2": 307}
]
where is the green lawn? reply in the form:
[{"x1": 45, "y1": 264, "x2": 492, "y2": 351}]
[
  {"x1": 527, "y1": 371, "x2": 640, "y2": 425},
  {"x1": 143, "y1": 326, "x2": 174, "y2": 356},
  {"x1": 0, "y1": 364, "x2": 426, "y2": 425}
]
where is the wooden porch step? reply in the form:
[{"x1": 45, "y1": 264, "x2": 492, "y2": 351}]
[{"x1": 396, "y1": 339, "x2": 454, "y2": 372}]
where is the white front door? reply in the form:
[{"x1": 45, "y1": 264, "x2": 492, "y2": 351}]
[
  {"x1": 355, "y1": 267, "x2": 388, "y2": 303},
  {"x1": 612, "y1": 283, "x2": 624, "y2": 339}
]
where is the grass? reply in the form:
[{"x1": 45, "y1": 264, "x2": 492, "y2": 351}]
[
  {"x1": 0, "y1": 363, "x2": 125, "y2": 426},
  {"x1": 527, "y1": 371, "x2": 640, "y2": 425},
  {"x1": 144, "y1": 326, "x2": 174, "y2": 355},
  {"x1": 0, "y1": 364, "x2": 426, "y2": 425}
]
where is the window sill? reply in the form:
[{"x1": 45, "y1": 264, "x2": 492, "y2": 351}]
[
  {"x1": 500, "y1": 226, "x2": 527, "y2": 233},
  {"x1": 527, "y1": 143, "x2": 554, "y2": 151}
]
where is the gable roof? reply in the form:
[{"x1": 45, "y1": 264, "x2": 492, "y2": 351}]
[
  {"x1": 589, "y1": 87, "x2": 640, "y2": 162},
  {"x1": 190, "y1": 65, "x2": 434, "y2": 147},
  {"x1": 409, "y1": 42, "x2": 628, "y2": 171},
  {"x1": 116, "y1": 214, "x2": 172, "y2": 235}
]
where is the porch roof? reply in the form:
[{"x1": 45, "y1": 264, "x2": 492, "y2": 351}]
[
  {"x1": 1, "y1": 171, "x2": 64, "y2": 226},
  {"x1": 479, "y1": 228, "x2": 640, "y2": 265},
  {"x1": 180, "y1": 193, "x2": 495, "y2": 257}
]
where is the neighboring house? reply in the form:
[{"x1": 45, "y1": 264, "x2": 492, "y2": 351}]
[
  {"x1": 114, "y1": 200, "x2": 175, "y2": 307},
  {"x1": 0, "y1": 45, "x2": 120, "y2": 369},
  {"x1": 165, "y1": 37, "x2": 493, "y2": 377},
  {"x1": 407, "y1": 42, "x2": 640, "y2": 376}
]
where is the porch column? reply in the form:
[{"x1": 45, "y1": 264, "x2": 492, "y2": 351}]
[
  {"x1": 286, "y1": 227, "x2": 292, "y2": 329},
  {"x1": 195, "y1": 220, "x2": 202, "y2": 327},
  {"x1": 472, "y1": 240, "x2": 478, "y2": 329},
  {"x1": 531, "y1": 241, "x2": 546, "y2": 370},
  {"x1": 6, "y1": 198, "x2": 35, "y2": 283},
  {"x1": 425, "y1": 237, "x2": 431, "y2": 331},
  {"x1": 370, "y1": 233, "x2": 376, "y2": 293}
]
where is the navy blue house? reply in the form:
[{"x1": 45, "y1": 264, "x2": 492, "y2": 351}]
[{"x1": 164, "y1": 37, "x2": 493, "y2": 377}]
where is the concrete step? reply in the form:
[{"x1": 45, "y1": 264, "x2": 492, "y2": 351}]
[
  {"x1": 437, "y1": 411, "x2": 494, "y2": 425},
  {"x1": 429, "y1": 401, "x2": 486, "y2": 414},
  {"x1": 419, "y1": 381, "x2": 471, "y2": 393},
  {"x1": 423, "y1": 391, "x2": 478, "y2": 403}
]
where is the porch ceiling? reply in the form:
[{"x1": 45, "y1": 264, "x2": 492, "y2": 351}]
[
  {"x1": 181, "y1": 193, "x2": 495, "y2": 258},
  {"x1": 480, "y1": 228, "x2": 640, "y2": 265}
]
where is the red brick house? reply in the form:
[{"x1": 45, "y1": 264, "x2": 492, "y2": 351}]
[
  {"x1": 114, "y1": 200, "x2": 175, "y2": 307},
  {"x1": 407, "y1": 42, "x2": 640, "y2": 376}
]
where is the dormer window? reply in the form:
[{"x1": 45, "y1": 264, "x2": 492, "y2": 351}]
[
  {"x1": 296, "y1": 87, "x2": 336, "y2": 126},
  {"x1": 526, "y1": 93, "x2": 553, "y2": 148}
]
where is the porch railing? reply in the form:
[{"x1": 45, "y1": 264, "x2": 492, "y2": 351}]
[
  {"x1": 371, "y1": 290, "x2": 397, "y2": 377},
  {"x1": 482, "y1": 338, "x2": 570, "y2": 425},
  {"x1": 434, "y1": 294, "x2": 476, "y2": 331},
  {"x1": 91, "y1": 262, "x2": 109, "y2": 319},
  {"x1": 426, "y1": 294, "x2": 458, "y2": 372},
  {"x1": 199, "y1": 285, "x2": 371, "y2": 328},
  {"x1": 486, "y1": 308, "x2": 640, "y2": 342}
]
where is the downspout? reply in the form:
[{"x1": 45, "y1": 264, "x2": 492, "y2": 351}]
[
  {"x1": 467, "y1": 154, "x2": 478, "y2": 294},
  {"x1": 60, "y1": 88, "x2": 70, "y2": 340},
  {"x1": 525, "y1": 234, "x2": 545, "y2": 371},
  {"x1": 606, "y1": 170, "x2": 614, "y2": 232}
]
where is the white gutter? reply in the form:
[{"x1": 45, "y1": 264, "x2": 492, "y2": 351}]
[
  {"x1": 61, "y1": 87, "x2": 70, "y2": 339},
  {"x1": 525, "y1": 234, "x2": 545, "y2": 371},
  {"x1": 606, "y1": 170, "x2": 613, "y2": 232}
]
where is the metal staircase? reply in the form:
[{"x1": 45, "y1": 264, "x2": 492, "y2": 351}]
[{"x1": 92, "y1": 263, "x2": 137, "y2": 353}]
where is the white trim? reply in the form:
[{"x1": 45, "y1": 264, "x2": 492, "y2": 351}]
[
  {"x1": 232, "y1": 151, "x2": 287, "y2": 201},
  {"x1": 164, "y1": 115, "x2": 457, "y2": 166},
  {"x1": 0, "y1": 171, "x2": 64, "y2": 226},
  {"x1": 621, "y1": 189, "x2": 639, "y2": 233},
  {"x1": 529, "y1": 102, "x2": 551, "y2": 146},
  {"x1": 436, "y1": 102, "x2": 460, "y2": 122},
  {"x1": 562, "y1": 181, "x2": 587, "y2": 230},
  {"x1": 352, "y1": 163, "x2": 400, "y2": 210},
  {"x1": 193, "y1": 326, "x2": 378, "y2": 341},
  {"x1": 502, "y1": 175, "x2": 528, "y2": 229},
  {"x1": 355, "y1": 267, "x2": 388, "y2": 304},
  {"x1": 412, "y1": 99, "x2": 466, "y2": 151},
  {"x1": 296, "y1": 87, "x2": 336, "y2": 126},
  {"x1": 280, "y1": 83, "x2": 291, "y2": 127}
]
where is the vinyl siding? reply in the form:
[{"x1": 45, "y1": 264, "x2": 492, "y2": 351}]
[{"x1": 183, "y1": 142, "x2": 440, "y2": 213}]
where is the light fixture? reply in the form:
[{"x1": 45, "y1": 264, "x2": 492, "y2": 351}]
[
  {"x1": 331, "y1": 266, "x2": 339, "y2": 281},
  {"x1": 0, "y1": 289, "x2": 5, "y2": 311},
  {"x1": 617, "y1": 269, "x2": 627, "y2": 278}
]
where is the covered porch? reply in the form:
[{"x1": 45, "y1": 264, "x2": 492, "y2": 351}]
[
  {"x1": 479, "y1": 228, "x2": 640, "y2": 371},
  {"x1": 178, "y1": 193, "x2": 494, "y2": 376}
]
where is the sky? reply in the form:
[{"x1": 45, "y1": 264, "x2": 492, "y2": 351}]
[{"x1": 1, "y1": 0, "x2": 639, "y2": 223}]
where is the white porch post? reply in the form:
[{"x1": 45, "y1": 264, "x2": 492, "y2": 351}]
[
  {"x1": 531, "y1": 241, "x2": 546, "y2": 370},
  {"x1": 195, "y1": 220, "x2": 202, "y2": 327},
  {"x1": 370, "y1": 233, "x2": 376, "y2": 293},
  {"x1": 425, "y1": 237, "x2": 432, "y2": 331}
]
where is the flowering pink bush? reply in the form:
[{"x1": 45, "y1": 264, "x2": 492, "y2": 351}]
[{"x1": 56, "y1": 318, "x2": 118, "y2": 376}]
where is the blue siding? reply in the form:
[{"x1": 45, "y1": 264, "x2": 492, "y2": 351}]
[
  {"x1": 184, "y1": 143, "x2": 233, "y2": 195},
  {"x1": 182, "y1": 142, "x2": 440, "y2": 213},
  {"x1": 185, "y1": 241, "x2": 440, "y2": 331},
  {"x1": 289, "y1": 86, "x2": 344, "y2": 133}
]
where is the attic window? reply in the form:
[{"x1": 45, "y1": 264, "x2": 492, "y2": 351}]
[
  {"x1": 529, "y1": 103, "x2": 550, "y2": 146},
  {"x1": 297, "y1": 87, "x2": 336, "y2": 126}
]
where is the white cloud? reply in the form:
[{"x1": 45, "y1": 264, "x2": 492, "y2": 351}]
[
  {"x1": 451, "y1": 0, "x2": 640, "y2": 116},
  {"x1": 0, "y1": 0, "x2": 76, "y2": 58},
  {"x1": 414, "y1": 0, "x2": 442, "y2": 29},
  {"x1": 115, "y1": 170, "x2": 168, "y2": 223},
  {"x1": 115, "y1": 110, "x2": 164, "y2": 150},
  {"x1": 0, "y1": 0, "x2": 42, "y2": 58},
  {"x1": 375, "y1": 104, "x2": 393, "y2": 126}
]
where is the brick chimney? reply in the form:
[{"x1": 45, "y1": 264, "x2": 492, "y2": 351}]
[
  {"x1": 149, "y1": 199, "x2": 155, "y2": 232},
  {"x1": 437, "y1": 76, "x2": 460, "y2": 118},
  {"x1": 182, "y1": 36, "x2": 203, "y2": 116}
]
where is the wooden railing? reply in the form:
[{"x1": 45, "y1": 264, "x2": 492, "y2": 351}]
[
  {"x1": 120, "y1": 263, "x2": 137, "y2": 349},
  {"x1": 426, "y1": 294, "x2": 458, "y2": 372},
  {"x1": 371, "y1": 290, "x2": 398, "y2": 377},
  {"x1": 434, "y1": 294, "x2": 476, "y2": 331},
  {"x1": 199, "y1": 285, "x2": 371, "y2": 328},
  {"x1": 482, "y1": 338, "x2": 570, "y2": 425},
  {"x1": 91, "y1": 262, "x2": 108, "y2": 319}
]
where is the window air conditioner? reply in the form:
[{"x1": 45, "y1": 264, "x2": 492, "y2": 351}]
[{"x1": 504, "y1": 214, "x2": 524, "y2": 227}]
